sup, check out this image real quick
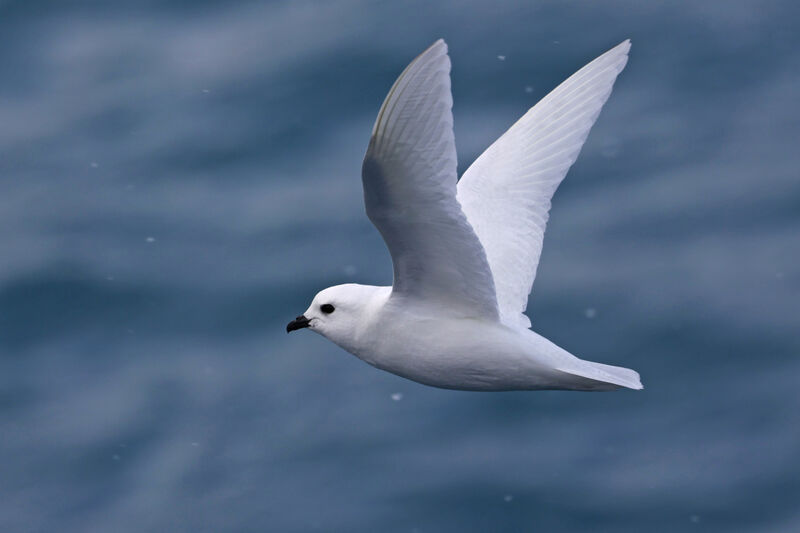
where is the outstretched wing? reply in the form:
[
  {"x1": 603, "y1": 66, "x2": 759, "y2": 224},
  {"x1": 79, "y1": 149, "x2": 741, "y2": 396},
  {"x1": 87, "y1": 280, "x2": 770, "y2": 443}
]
[
  {"x1": 362, "y1": 40, "x2": 498, "y2": 320},
  {"x1": 457, "y1": 40, "x2": 631, "y2": 329}
]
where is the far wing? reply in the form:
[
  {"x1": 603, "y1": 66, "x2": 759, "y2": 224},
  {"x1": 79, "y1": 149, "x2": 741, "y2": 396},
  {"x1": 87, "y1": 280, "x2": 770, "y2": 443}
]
[
  {"x1": 363, "y1": 40, "x2": 498, "y2": 320},
  {"x1": 457, "y1": 40, "x2": 631, "y2": 329}
]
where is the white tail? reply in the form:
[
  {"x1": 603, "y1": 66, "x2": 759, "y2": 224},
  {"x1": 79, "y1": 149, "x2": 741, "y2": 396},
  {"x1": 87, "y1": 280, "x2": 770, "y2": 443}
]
[{"x1": 558, "y1": 361, "x2": 643, "y2": 391}]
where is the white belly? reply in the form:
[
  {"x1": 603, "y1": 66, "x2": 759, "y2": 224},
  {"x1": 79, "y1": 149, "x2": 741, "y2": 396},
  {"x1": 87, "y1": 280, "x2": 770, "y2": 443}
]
[{"x1": 349, "y1": 311, "x2": 578, "y2": 391}]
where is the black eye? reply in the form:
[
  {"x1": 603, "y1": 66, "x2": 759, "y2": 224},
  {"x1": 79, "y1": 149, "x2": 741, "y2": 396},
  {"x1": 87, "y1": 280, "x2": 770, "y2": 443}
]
[{"x1": 320, "y1": 303, "x2": 335, "y2": 314}]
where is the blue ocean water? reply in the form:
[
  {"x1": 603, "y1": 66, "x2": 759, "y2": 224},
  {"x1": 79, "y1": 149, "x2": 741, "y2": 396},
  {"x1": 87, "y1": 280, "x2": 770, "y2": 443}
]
[{"x1": 1, "y1": 1, "x2": 799, "y2": 531}]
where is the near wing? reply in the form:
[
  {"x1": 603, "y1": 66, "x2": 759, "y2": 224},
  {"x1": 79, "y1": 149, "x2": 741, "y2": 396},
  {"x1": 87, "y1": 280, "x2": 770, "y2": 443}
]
[
  {"x1": 457, "y1": 40, "x2": 631, "y2": 329},
  {"x1": 362, "y1": 40, "x2": 498, "y2": 320}
]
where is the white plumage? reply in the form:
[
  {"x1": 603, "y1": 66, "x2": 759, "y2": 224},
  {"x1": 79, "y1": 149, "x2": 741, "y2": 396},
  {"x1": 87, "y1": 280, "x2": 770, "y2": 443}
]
[
  {"x1": 288, "y1": 39, "x2": 642, "y2": 392},
  {"x1": 458, "y1": 40, "x2": 631, "y2": 329},
  {"x1": 363, "y1": 40, "x2": 498, "y2": 320}
]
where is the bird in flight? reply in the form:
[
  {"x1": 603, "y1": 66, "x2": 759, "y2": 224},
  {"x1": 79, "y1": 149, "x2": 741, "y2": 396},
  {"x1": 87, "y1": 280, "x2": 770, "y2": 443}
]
[{"x1": 287, "y1": 39, "x2": 642, "y2": 391}]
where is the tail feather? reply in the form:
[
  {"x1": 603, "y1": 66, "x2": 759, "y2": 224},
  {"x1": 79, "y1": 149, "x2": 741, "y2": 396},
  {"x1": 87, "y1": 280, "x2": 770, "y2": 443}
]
[{"x1": 557, "y1": 361, "x2": 643, "y2": 391}]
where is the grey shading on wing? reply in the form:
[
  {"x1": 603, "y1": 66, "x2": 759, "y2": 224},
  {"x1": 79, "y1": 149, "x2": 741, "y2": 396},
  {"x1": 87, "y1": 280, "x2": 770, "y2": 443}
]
[
  {"x1": 457, "y1": 40, "x2": 631, "y2": 329},
  {"x1": 362, "y1": 39, "x2": 498, "y2": 320}
]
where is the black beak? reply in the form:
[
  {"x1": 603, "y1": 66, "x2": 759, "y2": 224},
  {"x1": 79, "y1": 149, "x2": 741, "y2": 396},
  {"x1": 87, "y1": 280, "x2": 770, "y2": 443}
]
[{"x1": 286, "y1": 315, "x2": 311, "y2": 333}]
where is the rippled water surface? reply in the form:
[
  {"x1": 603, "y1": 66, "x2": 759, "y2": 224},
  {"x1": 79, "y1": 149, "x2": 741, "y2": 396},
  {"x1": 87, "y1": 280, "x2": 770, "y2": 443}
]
[{"x1": 2, "y1": 1, "x2": 799, "y2": 531}]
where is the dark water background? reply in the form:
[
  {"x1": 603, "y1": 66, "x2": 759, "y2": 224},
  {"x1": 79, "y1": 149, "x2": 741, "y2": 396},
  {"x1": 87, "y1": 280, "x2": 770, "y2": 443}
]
[{"x1": 2, "y1": 1, "x2": 799, "y2": 531}]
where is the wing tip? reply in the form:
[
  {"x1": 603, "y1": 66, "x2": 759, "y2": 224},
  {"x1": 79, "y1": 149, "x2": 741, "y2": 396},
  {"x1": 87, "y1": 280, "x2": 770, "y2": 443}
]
[
  {"x1": 613, "y1": 39, "x2": 631, "y2": 57},
  {"x1": 424, "y1": 38, "x2": 448, "y2": 60},
  {"x1": 406, "y1": 39, "x2": 450, "y2": 76},
  {"x1": 603, "y1": 39, "x2": 631, "y2": 74},
  {"x1": 369, "y1": 38, "x2": 451, "y2": 142}
]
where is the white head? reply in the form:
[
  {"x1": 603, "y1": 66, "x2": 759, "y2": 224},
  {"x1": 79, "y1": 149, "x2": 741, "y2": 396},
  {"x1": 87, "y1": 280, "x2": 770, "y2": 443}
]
[{"x1": 286, "y1": 284, "x2": 387, "y2": 351}]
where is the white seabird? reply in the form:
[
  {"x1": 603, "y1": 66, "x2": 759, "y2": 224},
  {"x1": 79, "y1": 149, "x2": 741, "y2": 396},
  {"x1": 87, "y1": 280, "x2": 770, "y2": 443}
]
[{"x1": 287, "y1": 39, "x2": 642, "y2": 391}]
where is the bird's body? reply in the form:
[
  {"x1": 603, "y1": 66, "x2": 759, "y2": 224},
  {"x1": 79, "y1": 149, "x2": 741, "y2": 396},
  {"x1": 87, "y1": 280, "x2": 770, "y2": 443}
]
[
  {"x1": 287, "y1": 39, "x2": 643, "y2": 392},
  {"x1": 302, "y1": 284, "x2": 640, "y2": 391}
]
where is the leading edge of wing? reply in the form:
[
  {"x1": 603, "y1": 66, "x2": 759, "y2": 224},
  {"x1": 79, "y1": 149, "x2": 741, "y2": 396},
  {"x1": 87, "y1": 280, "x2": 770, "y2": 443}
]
[{"x1": 362, "y1": 39, "x2": 499, "y2": 320}]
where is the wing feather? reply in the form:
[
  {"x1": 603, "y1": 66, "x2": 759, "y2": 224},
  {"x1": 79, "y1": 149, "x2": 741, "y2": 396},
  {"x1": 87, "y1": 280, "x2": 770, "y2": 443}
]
[
  {"x1": 363, "y1": 40, "x2": 499, "y2": 319},
  {"x1": 457, "y1": 40, "x2": 631, "y2": 329}
]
